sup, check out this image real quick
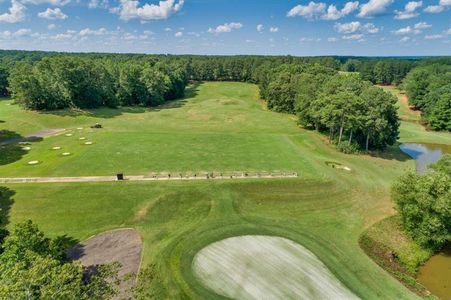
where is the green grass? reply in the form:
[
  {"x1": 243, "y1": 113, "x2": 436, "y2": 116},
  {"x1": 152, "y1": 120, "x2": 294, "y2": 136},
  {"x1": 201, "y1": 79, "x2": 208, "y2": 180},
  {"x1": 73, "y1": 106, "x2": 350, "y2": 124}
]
[
  {"x1": 0, "y1": 83, "x2": 308, "y2": 177},
  {"x1": 3, "y1": 82, "x2": 447, "y2": 299},
  {"x1": 379, "y1": 85, "x2": 451, "y2": 145}
]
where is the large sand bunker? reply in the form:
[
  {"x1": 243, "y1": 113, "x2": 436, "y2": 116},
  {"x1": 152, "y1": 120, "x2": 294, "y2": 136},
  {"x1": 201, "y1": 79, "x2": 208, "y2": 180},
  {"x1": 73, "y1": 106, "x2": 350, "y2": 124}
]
[
  {"x1": 67, "y1": 228, "x2": 142, "y2": 299},
  {"x1": 193, "y1": 235, "x2": 359, "y2": 300}
]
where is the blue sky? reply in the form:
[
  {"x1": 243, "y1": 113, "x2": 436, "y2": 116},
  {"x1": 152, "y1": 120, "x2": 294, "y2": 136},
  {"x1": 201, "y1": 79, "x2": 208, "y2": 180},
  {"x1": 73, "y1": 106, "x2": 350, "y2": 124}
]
[{"x1": 0, "y1": 0, "x2": 450, "y2": 56}]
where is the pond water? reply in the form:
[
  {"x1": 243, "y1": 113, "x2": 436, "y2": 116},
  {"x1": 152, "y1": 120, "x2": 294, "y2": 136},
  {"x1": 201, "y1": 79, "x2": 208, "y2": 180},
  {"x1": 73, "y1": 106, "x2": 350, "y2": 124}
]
[
  {"x1": 400, "y1": 143, "x2": 450, "y2": 299},
  {"x1": 417, "y1": 244, "x2": 451, "y2": 300},
  {"x1": 399, "y1": 143, "x2": 451, "y2": 174}
]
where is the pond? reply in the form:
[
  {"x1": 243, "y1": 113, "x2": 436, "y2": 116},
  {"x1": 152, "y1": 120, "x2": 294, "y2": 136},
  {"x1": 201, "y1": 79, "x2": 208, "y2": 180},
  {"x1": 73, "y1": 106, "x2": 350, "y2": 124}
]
[
  {"x1": 399, "y1": 143, "x2": 451, "y2": 174},
  {"x1": 417, "y1": 244, "x2": 451, "y2": 300},
  {"x1": 400, "y1": 143, "x2": 451, "y2": 299}
]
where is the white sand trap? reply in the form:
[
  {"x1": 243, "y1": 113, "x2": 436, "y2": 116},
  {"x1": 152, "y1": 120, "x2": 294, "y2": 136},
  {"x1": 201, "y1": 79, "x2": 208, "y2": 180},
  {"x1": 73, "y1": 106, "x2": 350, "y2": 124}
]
[
  {"x1": 62, "y1": 152, "x2": 71, "y2": 156},
  {"x1": 84, "y1": 141, "x2": 93, "y2": 145},
  {"x1": 65, "y1": 133, "x2": 73, "y2": 137},
  {"x1": 27, "y1": 160, "x2": 40, "y2": 165},
  {"x1": 79, "y1": 137, "x2": 86, "y2": 140},
  {"x1": 193, "y1": 235, "x2": 359, "y2": 300},
  {"x1": 52, "y1": 146, "x2": 61, "y2": 150},
  {"x1": 21, "y1": 146, "x2": 31, "y2": 151},
  {"x1": 77, "y1": 127, "x2": 83, "y2": 130}
]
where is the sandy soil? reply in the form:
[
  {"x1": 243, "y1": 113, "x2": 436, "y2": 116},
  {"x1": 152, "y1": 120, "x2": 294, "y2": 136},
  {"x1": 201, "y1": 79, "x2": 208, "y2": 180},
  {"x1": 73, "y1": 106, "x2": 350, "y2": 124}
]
[
  {"x1": 193, "y1": 235, "x2": 359, "y2": 300},
  {"x1": 67, "y1": 228, "x2": 142, "y2": 300}
]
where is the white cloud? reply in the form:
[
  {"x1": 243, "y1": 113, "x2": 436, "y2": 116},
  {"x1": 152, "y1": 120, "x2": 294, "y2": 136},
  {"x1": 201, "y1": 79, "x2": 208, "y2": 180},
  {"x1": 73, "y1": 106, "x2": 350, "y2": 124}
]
[
  {"x1": 208, "y1": 22, "x2": 243, "y2": 34},
  {"x1": 22, "y1": 0, "x2": 71, "y2": 5},
  {"x1": 446, "y1": 28, "x2": 451, "y2": 35},
  {"x1": 321, "y1": 1, "x2": 359, "y2": 20},
  {"x1": 400, "y1": 36, "x2": 411, "y2": 42},
  {"x1": 394, "y1": 1, "x2": 422, "y2": 19},
  {"x1": 342, "y1": 33, "x2": 364, "y2": 40},
  {"x1": 334, "y1": 21, "x2": 380, "y2": 35},
  {"x1": 393, "y1": 22, "x2": 431, "y2": 35},
  {"x1": 269, "y1": 27, "x2": 278, "y2": 33},
  {"x1": 424, "y1": 34, "x2": 443, "y2": 39},
  {"x1": 358, "y1": 0, "x2": 393, "y2": 18},
  {"x1": 0, "y1": 0, "x2": 26, "y2": 23},
  {"x1": 334, "y1": 21, "x2": 361, "y2": 33},
  {"x1": 299, "y1": 37, "x2": 321, "y2": 42},
  {"x1": 424, "y1": 5, "x2": 444, "y2": 13},
  {"x1": 439, "y1": 0, "x2": 451, "y2": 5},
  {"x1": 38, "y1": 8, "x2": 68, "y2": 20},
  {"x1": 0, "y1": 28, "x2": 32, "y2": 39},
  {"x1": 414, "y1": 21, "x2": 431, "y2": 29},
  {"x1": 362, "y1": 23, "x2": 380, "y2": 33},
  {"x1": 327, "y1": 37, "x2": 338, "y2": 42},
  {"x1": 89, "y1": 0, "x2": 109, "y2": 9},
  {"x1": 117, "y1": 0, "x2": 184, "y2": 21},
  {"x1": 79, "y1": 27, "x2": 108, "y2": 36},
  {"x1": 175, "y1": 31, "x2": 183, "y2": 37},
  {"x1": 287, "y1": 2, "x2": 327, "y2": 19},
  {"x1": 256, "y1": 24, "x2": 264, "y2": 32},
  {"x1": 48, "y1": 23, "x2": 56, "y2": 29}
]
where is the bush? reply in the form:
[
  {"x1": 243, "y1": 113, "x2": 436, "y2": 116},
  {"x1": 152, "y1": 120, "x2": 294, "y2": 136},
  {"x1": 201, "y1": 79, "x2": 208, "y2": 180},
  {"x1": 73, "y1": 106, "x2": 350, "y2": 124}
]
[
  {"x1": 392, "y1": 161, "x2": 451, "y2": 250},
  {"x1": 336, "y1": 141, "x2": 360, "y2": 154}
]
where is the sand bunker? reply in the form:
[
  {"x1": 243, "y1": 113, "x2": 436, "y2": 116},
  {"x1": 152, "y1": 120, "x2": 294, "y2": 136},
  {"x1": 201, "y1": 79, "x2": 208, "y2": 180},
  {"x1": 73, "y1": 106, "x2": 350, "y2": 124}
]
[
  {"x1": 67, "y1": 229, "x2": 142, "y2": 300},
  {"x1": 79, "y1": 137, "x2": 86, "y2": 140},
  {"x1": 27, "y1": 160, "x2": 40, "y2": 165},
  {"x1": 84, "y1": 141, "x2": 93, "y2": 145},
  {"x1": 62, "y1": 152, "x2": 71, "y2": 156},
  {"x1": 65, "y1": 133, "x2": 73, "y2": 137},
  {"x1": 193, "y1": 235, "x2": 359, "y2": 300},
  {"x1": 52, "y1": 146, "x2": 61, "y2": 150},
  {"x1": 326, "y1": 161, "x2": 352, "y2": 172}
]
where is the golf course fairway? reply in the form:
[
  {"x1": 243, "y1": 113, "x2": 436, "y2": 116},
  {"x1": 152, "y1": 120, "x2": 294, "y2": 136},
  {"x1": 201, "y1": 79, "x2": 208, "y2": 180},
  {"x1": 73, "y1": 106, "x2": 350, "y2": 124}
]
[{"x1": 193, "y1": 235, "x2": 359, "y2": 300}]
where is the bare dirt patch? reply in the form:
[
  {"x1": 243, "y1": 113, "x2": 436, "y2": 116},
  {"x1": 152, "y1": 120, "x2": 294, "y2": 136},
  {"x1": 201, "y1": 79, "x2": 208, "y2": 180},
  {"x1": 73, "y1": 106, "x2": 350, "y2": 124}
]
[{"x1": 67, "y1": 228, "x2": 143, "y2": 299}]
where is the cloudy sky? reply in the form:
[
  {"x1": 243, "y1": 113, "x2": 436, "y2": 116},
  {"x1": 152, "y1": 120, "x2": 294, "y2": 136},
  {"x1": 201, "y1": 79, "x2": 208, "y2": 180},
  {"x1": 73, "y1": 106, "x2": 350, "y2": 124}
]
[{"x1": 0, "y1": 0, "x2": 450, "y2": 56}]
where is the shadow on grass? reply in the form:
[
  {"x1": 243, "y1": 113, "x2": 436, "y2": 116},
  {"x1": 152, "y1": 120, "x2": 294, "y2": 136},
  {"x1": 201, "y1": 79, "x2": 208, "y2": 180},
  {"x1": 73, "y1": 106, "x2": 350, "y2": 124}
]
[
  {"x1": 0, "y1": 186, "x2": 15, "y2": 243},
  {"x1": 0, "y1": 130, "x2": 43, "y2": 165},
  {"x1": 35, "y1": 83, "x2": 202, "y2": 119},
  {"x1": 368, "y1": 143, "x2": 410, "y2": 162}
]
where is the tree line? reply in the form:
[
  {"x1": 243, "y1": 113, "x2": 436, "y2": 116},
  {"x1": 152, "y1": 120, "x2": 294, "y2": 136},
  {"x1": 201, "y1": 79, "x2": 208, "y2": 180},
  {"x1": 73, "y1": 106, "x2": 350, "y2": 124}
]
[
  {"x1": 7, "y1": 56, "x2": 188, "y2": 110},
  {"x1": 259, "y1": 64, "x2": 399, "y2": 151},
  {"x1": 403, "y1": 64, "x2": 451, "y2": 131}
]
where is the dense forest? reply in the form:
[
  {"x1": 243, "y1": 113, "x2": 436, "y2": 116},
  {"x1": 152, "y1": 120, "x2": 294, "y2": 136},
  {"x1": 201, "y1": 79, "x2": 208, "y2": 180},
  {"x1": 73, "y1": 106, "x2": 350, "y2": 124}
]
[
  {"x1": 0, "y1": 50, "x2": 450, "y2": 148},
  {"x1": 403, "y1": 64, "x2": 451, "y2": 131}
]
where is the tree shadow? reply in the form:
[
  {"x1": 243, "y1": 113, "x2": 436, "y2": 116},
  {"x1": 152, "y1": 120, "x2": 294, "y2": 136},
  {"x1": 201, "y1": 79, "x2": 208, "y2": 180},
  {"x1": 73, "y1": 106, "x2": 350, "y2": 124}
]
[
  {"x1": 368, "y1": 143, "x2": 410, "y2": 162},
  {"x1": 0, "y1": 186, "x2": 15, "y2": 243},
  {"x1": 0, "y1": 130, "x2": 44, "y2": 165}
]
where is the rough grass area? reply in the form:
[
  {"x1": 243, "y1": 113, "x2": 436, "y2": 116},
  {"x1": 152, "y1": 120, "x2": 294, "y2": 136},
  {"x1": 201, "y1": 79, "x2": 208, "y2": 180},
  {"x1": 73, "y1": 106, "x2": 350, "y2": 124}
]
[
  {"x1": 359, "y1": 216, "x2": 434, "y2": 298},
  {"x1": 193, "y1": 235, "x2": 359, "y2": 299}
]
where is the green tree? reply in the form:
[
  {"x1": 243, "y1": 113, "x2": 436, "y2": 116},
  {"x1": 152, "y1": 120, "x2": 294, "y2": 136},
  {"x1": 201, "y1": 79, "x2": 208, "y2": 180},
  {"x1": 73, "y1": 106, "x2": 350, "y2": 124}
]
[
  {"x1": 0, "y1": 220, "x2": 119, "y2": 299},
  {"x1": 392, "y1": 165, "x2": 451, "y2": 249}
]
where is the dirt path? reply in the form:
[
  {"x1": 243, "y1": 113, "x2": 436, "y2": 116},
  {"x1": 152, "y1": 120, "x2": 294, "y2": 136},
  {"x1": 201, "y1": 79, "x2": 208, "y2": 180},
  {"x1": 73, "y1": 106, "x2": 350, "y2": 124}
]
[
  {"x1": 0, "y1": 172, "x2": 298, "y2": 184},
  {"x1": 0, "y1": 128, "x2": 65, "y2": 146},
  {"x1": 67, "y1": 228, "x2": 142, "y2": 300}
]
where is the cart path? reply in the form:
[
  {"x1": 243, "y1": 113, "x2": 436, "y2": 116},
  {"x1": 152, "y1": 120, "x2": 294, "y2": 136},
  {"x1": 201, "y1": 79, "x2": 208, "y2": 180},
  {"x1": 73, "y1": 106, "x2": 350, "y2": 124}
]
[
  {"x1": 0, "y1": 128, "x2": 65, "y2": 146},
  {"x1": 0, "y1": 172, "x2": 298, "y2": 184}
]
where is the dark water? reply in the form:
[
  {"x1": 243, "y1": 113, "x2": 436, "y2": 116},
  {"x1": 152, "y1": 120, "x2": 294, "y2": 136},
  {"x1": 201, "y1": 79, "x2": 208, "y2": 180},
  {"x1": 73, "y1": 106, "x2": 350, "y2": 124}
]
[
  {"x1": 399, "y1": 143, "x2": 451, "y2": 174},
  {"x1": 417, "y1": 244, "x2": 451, "y2": 300},
  {"x1": 400, "y1": 143, "x2": 451, "y2": 299}
]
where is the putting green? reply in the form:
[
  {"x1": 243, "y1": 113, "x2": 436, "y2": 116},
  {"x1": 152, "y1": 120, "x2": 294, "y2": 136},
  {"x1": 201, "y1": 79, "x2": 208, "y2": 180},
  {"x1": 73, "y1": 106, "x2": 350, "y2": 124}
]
[{"x1": 193, "y1": 235, "x2": 359, "y2": 300}]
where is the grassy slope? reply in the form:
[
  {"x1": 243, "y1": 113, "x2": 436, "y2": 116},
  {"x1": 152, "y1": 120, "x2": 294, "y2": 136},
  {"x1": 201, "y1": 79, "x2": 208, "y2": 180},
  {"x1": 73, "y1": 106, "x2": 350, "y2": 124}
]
[{"x1": 1, "y1": 82, "x2": 426, "y2": 299}]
